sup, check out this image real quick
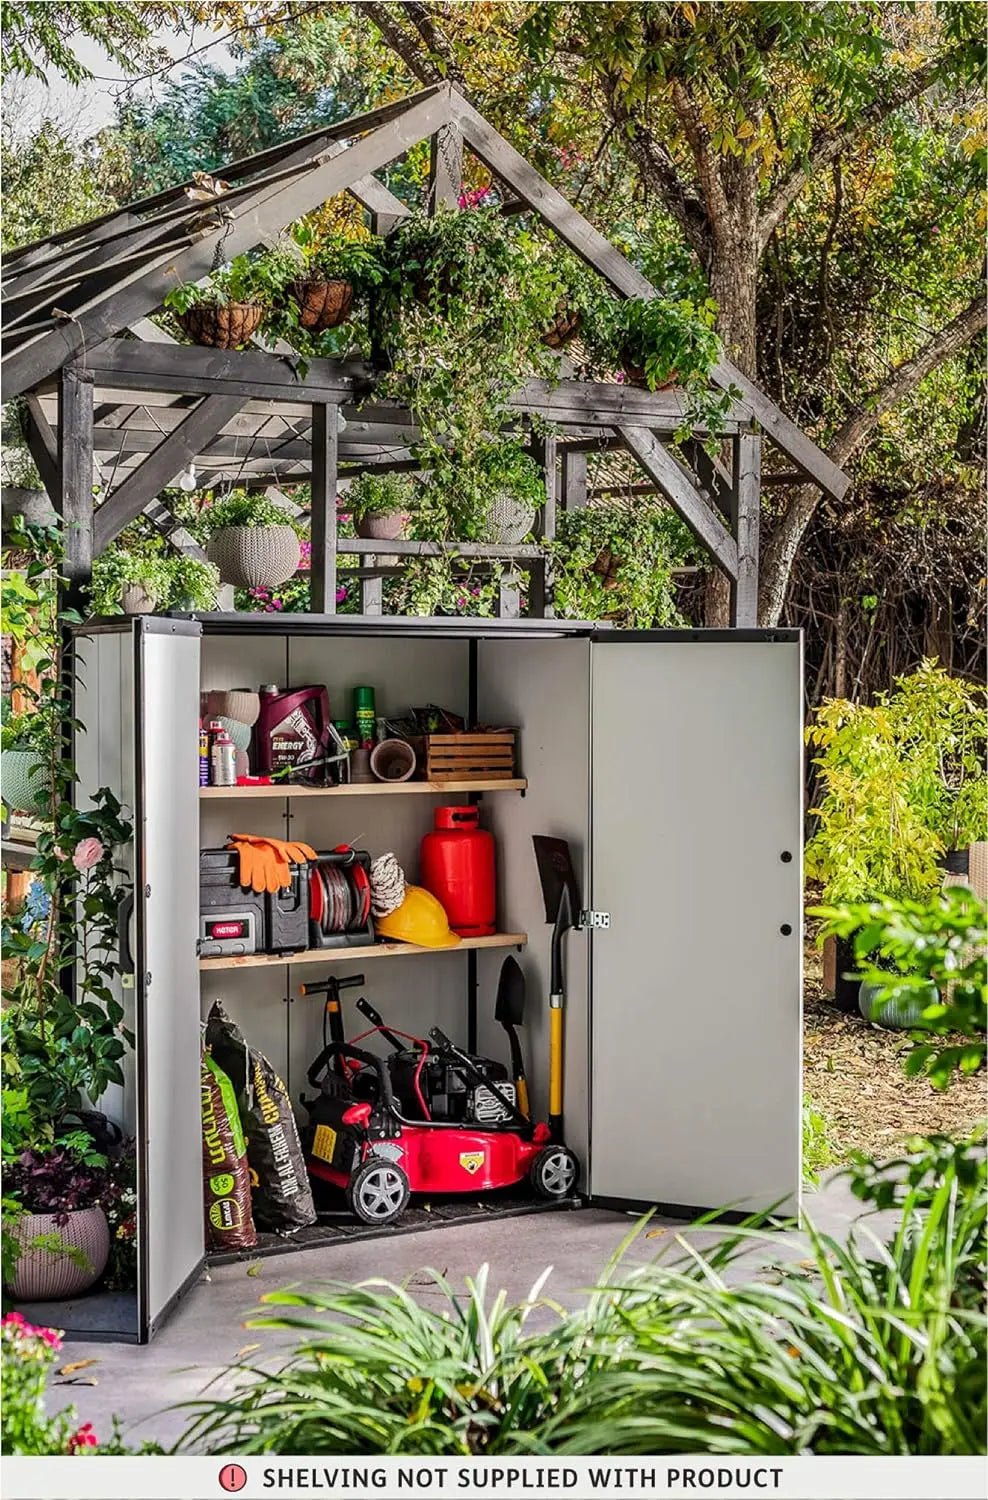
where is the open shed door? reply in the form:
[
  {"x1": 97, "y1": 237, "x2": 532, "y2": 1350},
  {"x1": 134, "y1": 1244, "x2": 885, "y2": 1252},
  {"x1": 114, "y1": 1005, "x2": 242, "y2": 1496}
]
[
  {"x1": 589, "y1": 633, "x2": 803, "y2": 1216},
  {"x1": 134, "y1": 620, "x2": 204, "y2": 1340}
]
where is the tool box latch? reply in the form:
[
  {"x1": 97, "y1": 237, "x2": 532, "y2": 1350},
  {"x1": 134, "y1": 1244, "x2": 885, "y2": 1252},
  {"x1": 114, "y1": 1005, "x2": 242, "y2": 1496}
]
[{"x1": 577, "y1": 910, "x2": 610, "y2": 930}]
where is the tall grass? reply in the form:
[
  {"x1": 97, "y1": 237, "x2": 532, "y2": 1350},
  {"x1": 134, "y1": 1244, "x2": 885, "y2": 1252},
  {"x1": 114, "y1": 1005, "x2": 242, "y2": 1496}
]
[{"x1": 176, "y1": 1146, "x2": 985, "y2": 1456}]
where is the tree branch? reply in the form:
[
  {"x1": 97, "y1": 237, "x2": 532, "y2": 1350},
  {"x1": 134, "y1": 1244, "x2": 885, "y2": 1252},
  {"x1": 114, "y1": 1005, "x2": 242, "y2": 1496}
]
[
  {"x1": 360, "y1": 2, "x2": 444, "y2": 87},
  {"x1": 669, "y1": 78, "x2": 731, "y2": 238},
  {"x1": 757, "y1": 53, "x2": 949, "y2": 251},
  {"x1": 759, "y1": 291, "x2": 988, "y2": 624}
]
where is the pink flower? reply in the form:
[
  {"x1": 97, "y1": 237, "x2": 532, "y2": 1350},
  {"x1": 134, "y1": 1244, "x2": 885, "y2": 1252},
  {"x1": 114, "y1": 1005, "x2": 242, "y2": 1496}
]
[
  {"x1": 67, "y1": 1423, "x2": 98, "y2": 1454},
  {"x1": 336, "y1": 586, "x2": 347, "y2": 604},
  {"x1": 72, "y1": 837, "x2": 103, "y2": 873}
]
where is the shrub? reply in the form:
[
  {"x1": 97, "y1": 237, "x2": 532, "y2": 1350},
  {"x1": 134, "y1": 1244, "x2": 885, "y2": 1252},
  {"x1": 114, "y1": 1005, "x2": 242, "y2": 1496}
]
[{"x1": 174, "y1": 1148, "x2": 985, "y2": 1456}]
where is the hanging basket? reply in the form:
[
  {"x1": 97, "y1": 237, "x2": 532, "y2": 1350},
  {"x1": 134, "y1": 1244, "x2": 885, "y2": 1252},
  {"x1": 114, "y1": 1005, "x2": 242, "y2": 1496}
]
[
  {"x1": 622, "y1": 362, "x2": 678, "y2": 391},
  {"x1": 207, "y1": 524, "x2": 301, "y2": 590},
  {"x1": 289, "y1": 277, "x2": 354, "y2": 331},
  {"x1": 542, "y1": 300, "x2": 582, "y2": 349},
  {"x1": 1, "y1": 748, "x2": 47, "y2": 813},
  {"x1": 5, "y1": 1207, "x2": 110, "y2": 1300},
  {"x1": 119, "y1": 583, "x2": 157, "y2": 615},
  {"x1": 489, "y1": 493, "x2": 536, "y2": 546},
  {"x1": 176, "y1": 301, "x2": 265, "y2": 350}
]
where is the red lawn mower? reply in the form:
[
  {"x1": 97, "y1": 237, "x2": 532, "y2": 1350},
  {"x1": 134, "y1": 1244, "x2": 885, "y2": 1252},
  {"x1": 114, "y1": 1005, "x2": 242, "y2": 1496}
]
[{"x1": 298, "y1": 838, "x2": 582, "y2": 1226}]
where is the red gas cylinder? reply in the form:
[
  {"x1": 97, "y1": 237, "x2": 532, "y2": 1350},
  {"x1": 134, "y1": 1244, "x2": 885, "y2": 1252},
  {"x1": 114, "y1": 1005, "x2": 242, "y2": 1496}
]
[{"x1": 420, "y1": 806, "x2": 496, "y2": 937}]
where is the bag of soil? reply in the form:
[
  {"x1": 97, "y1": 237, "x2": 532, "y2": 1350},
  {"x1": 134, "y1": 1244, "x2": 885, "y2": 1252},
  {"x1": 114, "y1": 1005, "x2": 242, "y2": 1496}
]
[
  {"x1": 201, "y1": 1050, "x2": 257, "y2": 1251},
  {"x1": 205, "y1": 1000, "x2": 317, "y2": 1233}
]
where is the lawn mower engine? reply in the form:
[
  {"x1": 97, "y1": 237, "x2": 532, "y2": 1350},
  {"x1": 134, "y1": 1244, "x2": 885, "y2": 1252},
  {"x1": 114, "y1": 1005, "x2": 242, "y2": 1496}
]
[{"x1": 388, "y1": 1044, "x2": 516, "y2": 1124}]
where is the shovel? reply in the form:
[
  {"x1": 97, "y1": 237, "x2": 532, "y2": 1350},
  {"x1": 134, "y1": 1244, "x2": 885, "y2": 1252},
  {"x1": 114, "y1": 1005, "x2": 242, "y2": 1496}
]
[{"x1": 494, "y1": 955, "x2": 529, "y2": 1118}]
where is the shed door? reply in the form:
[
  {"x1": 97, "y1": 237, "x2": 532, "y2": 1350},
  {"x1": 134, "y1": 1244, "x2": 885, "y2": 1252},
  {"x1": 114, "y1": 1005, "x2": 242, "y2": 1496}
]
[
  {"x1": 134, "y1": 621, "x2": 204, "y2": 1340},
  {"x1": 589, "y1": 636, "x2": 803, "y2": 1215}
]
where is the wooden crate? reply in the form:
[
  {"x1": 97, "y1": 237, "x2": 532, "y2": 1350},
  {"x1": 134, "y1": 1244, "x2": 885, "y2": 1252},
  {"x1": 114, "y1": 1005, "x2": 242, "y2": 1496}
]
[{"x1": 425, "y1": 731, "x2": 516, "y2": 783}]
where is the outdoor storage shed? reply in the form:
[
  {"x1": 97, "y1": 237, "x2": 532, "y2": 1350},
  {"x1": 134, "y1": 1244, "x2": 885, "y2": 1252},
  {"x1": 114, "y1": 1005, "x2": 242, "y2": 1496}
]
[{"x1": 68, "y1": 612, "x2": 803, "y2": 1342}]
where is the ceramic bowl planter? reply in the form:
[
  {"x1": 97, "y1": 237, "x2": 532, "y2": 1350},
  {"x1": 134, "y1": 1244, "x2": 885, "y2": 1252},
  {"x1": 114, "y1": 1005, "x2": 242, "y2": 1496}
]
[
  {"x1": 119, "y1": 583, "x2": 157, "y2": 615},
  {"x1": 859, "y1": 978, "x2": 939, "y2": 1030},
  {"x1": 177, "y1": 302, "x2": 265, "y2": 350},
  {"x1": 1, "y1": 749, "x2": 47, "y2": 813},
  {"x1": 489, "y1": 494, "x2": 537, "y2": 546},
  {"x1": 289, "y1": 277, "x2": 354, "y2": 331},
  {"x1": 355, "y1": 511, "x2": 407, "y2": 541},
  {"x1": 6, "y1": 1207, "x2": 110, "y2": 1300},
  {"x1": 204, "y1": 689, "x2": 261, "y2": 726},
  {"x1": 207, "y1": 525, "x2": 301, "y2": 590},
  {"x1": 2, "y1": 486, "x2": 58, "y2": 539}
]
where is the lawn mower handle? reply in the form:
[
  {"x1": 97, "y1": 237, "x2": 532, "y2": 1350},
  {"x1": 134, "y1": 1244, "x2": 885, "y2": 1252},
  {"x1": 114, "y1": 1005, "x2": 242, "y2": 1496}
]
[
  {"x1": 306, "y1": 1040, "x2": 397, "y2": 1114},
  {"x1": 299, "y1": 972, "x2": 365, "y2": 998},
  {"x1": 428, "y1": 1027, "x2": 531, "y2": 1132},
  {"x1": 355, "y1": 996, "x2": 406, "y2": 1053}
]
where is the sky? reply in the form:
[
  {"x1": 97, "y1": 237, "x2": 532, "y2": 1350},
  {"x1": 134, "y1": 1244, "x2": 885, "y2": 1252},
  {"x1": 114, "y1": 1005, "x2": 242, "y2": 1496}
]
[{"x1": 6, "y1": 22, "x2": 234, "y2": 137}]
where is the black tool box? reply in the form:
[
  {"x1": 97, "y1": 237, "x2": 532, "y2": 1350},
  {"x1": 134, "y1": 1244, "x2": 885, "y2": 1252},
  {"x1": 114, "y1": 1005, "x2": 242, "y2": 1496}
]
[{"x1": 198, "y1": 849, "x2": 309, "y2": 957}]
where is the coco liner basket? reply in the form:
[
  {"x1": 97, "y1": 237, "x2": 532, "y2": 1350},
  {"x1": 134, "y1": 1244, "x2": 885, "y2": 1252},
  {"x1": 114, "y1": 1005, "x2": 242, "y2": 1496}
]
[
  {"x1": 289, "y1": 277, "x2": 354, "y2": 331},
  {"x1": 176, "y1": 301, "x2": 265, "y2": 350}
]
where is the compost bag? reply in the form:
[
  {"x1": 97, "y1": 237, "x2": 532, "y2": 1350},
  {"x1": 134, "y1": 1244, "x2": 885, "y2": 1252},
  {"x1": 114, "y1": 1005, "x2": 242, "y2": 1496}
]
[
  {"x1": 200, "y1": 1050, "x2": 257, "y2": 1251},
  {"x1": 205, "y1": 1001, "x2": 317, "y2": 1233}
]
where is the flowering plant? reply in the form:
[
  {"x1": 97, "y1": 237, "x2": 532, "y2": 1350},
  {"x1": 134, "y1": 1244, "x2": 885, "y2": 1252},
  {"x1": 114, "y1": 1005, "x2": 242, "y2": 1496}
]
[{"x1": 1, "y1": 1312, "x2": 97, "y2": 1455}]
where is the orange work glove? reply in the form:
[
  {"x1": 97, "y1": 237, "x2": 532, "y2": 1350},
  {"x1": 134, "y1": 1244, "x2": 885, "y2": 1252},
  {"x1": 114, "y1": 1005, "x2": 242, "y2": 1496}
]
[{"x1": 227, "y1": 836, "x2": 317, "y2": 893}]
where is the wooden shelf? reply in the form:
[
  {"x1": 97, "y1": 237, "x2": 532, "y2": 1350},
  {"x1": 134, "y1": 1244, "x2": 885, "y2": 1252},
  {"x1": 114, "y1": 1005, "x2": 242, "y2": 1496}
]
[
  {"x1": 199, "y1": 932, "x2": 527, "y2": 971},
  {"x1": 199, "y1": 779, "x2": 526, "y2": 799}
]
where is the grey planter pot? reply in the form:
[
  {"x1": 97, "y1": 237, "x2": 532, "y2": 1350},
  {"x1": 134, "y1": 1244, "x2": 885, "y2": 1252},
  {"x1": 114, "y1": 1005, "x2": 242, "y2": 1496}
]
[
  {"x1": 489, "y1": 493, "x2": 536, "y2": 545},
  {"x1": 2, "y1": 486, "x2": 58, "y2": 539},
  {"x1": 207, "y1": 525, "x2": 301, "y2": 589},
  {"x1": 119, "y1": 583, "x2": 157, "y2": 615},
  {"x1": 1, "y1": 748, "x2": 47, "y2": 813},
  {"x1": 859, "y1": 978, "x2": 939, "y2": 1030},
  {"x1": 355, "y1": 511, "x2": 406, "y2": 541},
  {"x1": 6, "y1": 1207, "x2": 110, "y2": 1300}
]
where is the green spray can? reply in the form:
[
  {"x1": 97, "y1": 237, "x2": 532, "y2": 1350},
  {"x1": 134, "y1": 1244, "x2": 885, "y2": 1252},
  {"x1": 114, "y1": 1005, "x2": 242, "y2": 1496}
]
[{"x1": 353, "y1": 686, "x2": 376, "y2": 748}]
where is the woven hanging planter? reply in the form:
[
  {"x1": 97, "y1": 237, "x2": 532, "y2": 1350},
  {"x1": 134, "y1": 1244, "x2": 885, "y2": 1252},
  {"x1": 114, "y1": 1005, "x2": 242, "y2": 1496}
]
[
  {"x1": 1, "y1": 748, "x2": 47, "y2": 813},
  {"x1": 207, "y1": 524, "x2": 301, "y2": 589},
  {"x1": 6, "y1": 1207, "x2": 110, "y2": 1299},
  {"x1": 176, "y1": 301, "x2": 265, "y2": 349},
  {"x1": 542, "y1": 300, "x2": 582, "y2": 349},
  {"x1": 119, "y1": 583, "x2": 157, "y2": 615},
  {"x1": 289, "y1": 277, "x2": 354, "y2": 331},
  {"x1": 489, "y1": 493, "x2": 536, "y2": 546}
]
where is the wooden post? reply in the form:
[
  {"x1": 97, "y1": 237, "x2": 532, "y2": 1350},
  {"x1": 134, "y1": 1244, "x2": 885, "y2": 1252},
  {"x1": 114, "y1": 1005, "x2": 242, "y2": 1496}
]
[
  {"x1": 58, "y1": 363, "x2": 94, "y2": 606},
  {"x1": 528, "y1": 435, "x2": 557, "y2": 618},
  {"x1": 730, "y1": 433, "x2": 761, "y2": 627},
  {"x1": 361, "y1": 570, "x2": 383, "y2": 614},
  {"x1": 310, "y1": 403, "x2": 338, "y2": 614},
  {"x1": 429, "y1": 125, "x2": 463, "y2": 210},
  {"x1": 561, "y1": 448, "x2": 587, "y2": 513},
  {"x1": 498, "y1": 571, "x2": 521, "y2": 619}
]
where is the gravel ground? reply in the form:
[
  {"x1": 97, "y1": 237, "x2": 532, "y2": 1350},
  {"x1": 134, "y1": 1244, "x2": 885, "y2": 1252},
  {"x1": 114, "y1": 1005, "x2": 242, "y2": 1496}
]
[{"x1": 803, "y1": 930, "x2": 985, "y2": 1164}]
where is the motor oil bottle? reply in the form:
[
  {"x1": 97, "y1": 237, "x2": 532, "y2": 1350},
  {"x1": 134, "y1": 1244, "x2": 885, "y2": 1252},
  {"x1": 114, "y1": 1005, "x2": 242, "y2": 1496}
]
[{"x1": 252, "y1": 685, "x2": 332, "y2": 782}]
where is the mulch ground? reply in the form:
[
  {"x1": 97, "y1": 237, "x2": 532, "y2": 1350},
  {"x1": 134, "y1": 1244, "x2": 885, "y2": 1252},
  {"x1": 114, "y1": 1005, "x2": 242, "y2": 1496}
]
[{"x1": 803, "y1": 929, "x2": 985, "y2": 1164}]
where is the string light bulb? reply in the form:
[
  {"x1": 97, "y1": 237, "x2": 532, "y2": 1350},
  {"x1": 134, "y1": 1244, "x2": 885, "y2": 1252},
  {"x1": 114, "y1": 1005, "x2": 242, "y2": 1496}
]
[{"x1": 178, "y1": 463, "x2": 198, "y2": 492}]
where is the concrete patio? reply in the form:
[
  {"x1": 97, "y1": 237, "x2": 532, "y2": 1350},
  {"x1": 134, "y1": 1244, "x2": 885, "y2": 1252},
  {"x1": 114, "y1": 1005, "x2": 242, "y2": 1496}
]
[{"x1": 42, "y1": 1173, "x2": 892, "y2": 1451}]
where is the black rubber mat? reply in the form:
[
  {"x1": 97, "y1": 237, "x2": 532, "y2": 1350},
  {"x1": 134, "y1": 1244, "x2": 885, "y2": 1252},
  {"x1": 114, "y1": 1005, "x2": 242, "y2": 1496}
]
[{"x1": 207, "y1": 1190, "x2": 584, "y2": 1266}]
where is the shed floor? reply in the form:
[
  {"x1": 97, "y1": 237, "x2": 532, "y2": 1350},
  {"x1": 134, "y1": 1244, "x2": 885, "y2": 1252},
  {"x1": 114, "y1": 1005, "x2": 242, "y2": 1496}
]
[{"x1": 41, "y1": 1174, "x2": 894, "y2": 1452}]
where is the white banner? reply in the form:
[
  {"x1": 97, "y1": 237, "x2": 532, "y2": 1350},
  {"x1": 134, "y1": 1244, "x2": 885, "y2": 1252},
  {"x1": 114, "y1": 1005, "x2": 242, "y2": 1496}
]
[{"x1": 2, "y1": 1455, "x2": 986, "y2": 1500}]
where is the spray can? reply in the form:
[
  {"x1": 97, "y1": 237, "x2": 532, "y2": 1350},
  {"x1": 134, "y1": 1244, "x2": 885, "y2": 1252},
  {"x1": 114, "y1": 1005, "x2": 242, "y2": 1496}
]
[
  {"x1": 353, "y1": 686, "x2": 376, "y2": 748},
  {"x1": 199, "y1": 722, "x2": 210, "y2": 786},
  {"x1": 210, "y1": 727, "x2": 236, "y2": 787}
]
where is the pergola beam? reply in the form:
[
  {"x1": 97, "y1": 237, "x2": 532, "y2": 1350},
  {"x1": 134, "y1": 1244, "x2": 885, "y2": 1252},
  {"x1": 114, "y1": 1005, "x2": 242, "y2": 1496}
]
[{"x1": 618, "y1": 426, "x2": 738, "y2": 578}]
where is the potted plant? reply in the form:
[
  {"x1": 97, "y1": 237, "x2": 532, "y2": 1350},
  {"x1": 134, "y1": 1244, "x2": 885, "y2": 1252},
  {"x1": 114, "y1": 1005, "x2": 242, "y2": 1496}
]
[
  {"x1": 480, "y1": 441, "x2": 547, "y2": 544},
  {"x1": 89, "y1": 549, "x2": 172, "y2": 616},
  {"x1": 163, "y1": 555, "x2": 220, "y2": 611},
  {"x1": 3, "y1": 1147, "x2": 112, "y2": 1300},
  {"x1": 164, "y1": 250, "x2": 290, "y2": 349},
  {"x1": 345, "y1": 471, "x2": 415, "y2": 541},
  {"x1": 284, "y1": 222, "x2": 385, "y2": 333},
  {"x1": 200, "y1": 491, "x2": 301, "y2": 590},
  {"x1": 551, "y1": 503, "x2": 692, "y2": 627},
  {"x1": 0, "y1": 709, "x2": 52, "y2": 814}
]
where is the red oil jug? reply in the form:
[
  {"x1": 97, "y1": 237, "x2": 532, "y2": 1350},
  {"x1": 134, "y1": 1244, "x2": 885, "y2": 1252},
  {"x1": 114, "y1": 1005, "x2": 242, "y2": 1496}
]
[
  {"x1": 252, "y1": 684, "x2": 332, "y2": 782},
  {"x1": 421, "y1": 806, "x2": 496, "y2": 937}
]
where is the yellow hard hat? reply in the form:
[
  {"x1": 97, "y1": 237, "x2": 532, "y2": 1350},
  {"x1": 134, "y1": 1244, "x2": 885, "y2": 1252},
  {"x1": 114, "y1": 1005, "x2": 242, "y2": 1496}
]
[{"x1": 375, "y1": 885, "x2": 461, "y2": 949}]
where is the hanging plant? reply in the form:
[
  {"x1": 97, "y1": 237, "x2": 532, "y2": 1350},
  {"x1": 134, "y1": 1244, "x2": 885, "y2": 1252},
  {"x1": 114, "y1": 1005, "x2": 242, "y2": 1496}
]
[
  {"x1": 346, "y1": 471, "x2": 417, "y2": 541},
  {"x1": 282, "y1": 222, "x2": 385, "y2": 333},
  {"x1": 197, "y1": 490, "x2": 302, "y2": 590},
  {"x1": 550, "y1": 503, "x2": 693, "y2": 628},
  {"x1": 89, "y1": 549, "x2": 172, "y2": 616},
  {"x1": 164, "y1": 250, "x2": 294, "y2": 349}
]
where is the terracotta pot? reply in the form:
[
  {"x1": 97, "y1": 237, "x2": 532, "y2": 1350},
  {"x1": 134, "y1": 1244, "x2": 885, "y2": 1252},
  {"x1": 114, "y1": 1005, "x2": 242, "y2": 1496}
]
[
  {"x1": 6, "y1": 1207, "x2": 110, "y2": 1300},
  {"x1": 1, "y1": 748, "x2": 47, "y2": 813},
  {"x1": 207, "y1": 525, "x2": 301, "y2": 589},
  {"x1": 177, "y1": 301, "x2": 265, "y2": 349},
  {"x1": 119, "y1": 583, "x2": 157, "y2": 615},
  {"x1": 370, "y1": 739, "x2": 417, "y2": 782},
  {"x1": 355, "y1": 511, "x2": 406, "y2": 541},
  {"x1": 289, "y1": 277, "x2": 354, "y2": 331}
]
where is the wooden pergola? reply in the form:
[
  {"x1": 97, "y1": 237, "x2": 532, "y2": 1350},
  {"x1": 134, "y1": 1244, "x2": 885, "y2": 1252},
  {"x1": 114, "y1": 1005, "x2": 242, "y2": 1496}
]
[{"x1": 1, "y1": 83, "x2": 849, "y2": 623}]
